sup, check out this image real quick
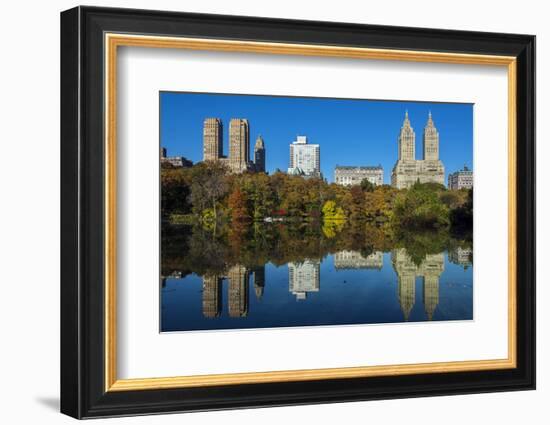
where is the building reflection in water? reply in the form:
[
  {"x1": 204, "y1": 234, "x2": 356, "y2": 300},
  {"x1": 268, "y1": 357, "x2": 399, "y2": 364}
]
[
  {"x1": 391, "y1": 249, "x2": 444, "y2": 321},
  {"x1": 448, "y1": 246, "x2": 473, "y2": 269},
  {"x1": 252, "y1": 267, "x2": 265, "y2": 300},
  {"x1": 180, "y1": 247, "x2": 456, "y2": 321},
  {"x1": 227, "y1": 265, "x2": 249, "y2": 317},
  {"x1": 334, "y1": 250, "x2": 383, "y2": 270},
  {"x1": 202, "y1": 275, "x2": 222, "y2": 318},
  {"x1": 288, "y1": 260, "x2": 320, "y2": 300},
  {"x1": 200, "y1": 265, "x2": 253, "y2": 319}
]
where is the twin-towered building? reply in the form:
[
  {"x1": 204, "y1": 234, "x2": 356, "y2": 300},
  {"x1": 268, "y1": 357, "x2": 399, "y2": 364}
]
[
  {"x1": 203, "y1": 117, "x2": 266, "y2": 173},
  {"x1": 391, "y1": 248, "x2": 444, "y2": 321},
  {"x1": 334, "y1": 112, "x2": 447, "y2": 188},
  {"x1": 391, "y1": 111, "x2": 445, "y2": 189},
  {"x1": 202, "y1": 265, "x2": 265, "y2": 318}
]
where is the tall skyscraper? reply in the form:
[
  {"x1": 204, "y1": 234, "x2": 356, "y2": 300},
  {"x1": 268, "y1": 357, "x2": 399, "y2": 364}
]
[
  {"x1": 391, "y1": 112, "x2": 445, "y2": 189},
  {"x1": 287, "y1": 136, "x2": 321, "y2": 178},
  {"x1": 229, "y1": 118, "x2": 250, "y2": 173},
  {"x1": 202, "y1": 118, "x2": 265, "y2": 174},
  {"x1": 398, "y1": 111, "x2": 415, "y2": 161},
  {"x1": 254, "y1": 135, "x2": 266, "y2": 172},
  {"x1": 202, "y1": 275, "x2": 222, "y2": 318},
  {"x1": 228, "y1": 265, "x2": 249, "y2": 317},
  {"x1": 398, "y1": 272, "x2": 416, "y2": 321},
  {"x1": 422, "y1": 275, "x2": 440, "y2": 321},
  {"x1": 203, "y1": 118, "x2": 223, "y2": 161},
  {"x1": 423, "y1": 112, "x2": 439, "y2": 161}
]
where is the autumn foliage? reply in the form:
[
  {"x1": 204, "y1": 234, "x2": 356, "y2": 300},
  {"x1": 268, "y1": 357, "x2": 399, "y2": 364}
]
[{"x1": 161, "y1": 162, "x2": 471, "y2": 232}]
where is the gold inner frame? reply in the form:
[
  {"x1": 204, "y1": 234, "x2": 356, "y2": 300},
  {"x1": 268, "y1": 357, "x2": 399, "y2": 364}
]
[{"x1": 104, "y1": 33, "x2": 517, "y2": 392}]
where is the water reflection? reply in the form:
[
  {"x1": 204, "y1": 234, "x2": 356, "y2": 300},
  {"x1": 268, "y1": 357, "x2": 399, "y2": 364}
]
[
  {"x1": 448, "y1": 246, "x2": 473, "y2": 269},
  {"x1": 334, "y1": 251, "x2": 383, "y2": 270},
  {"x1": 289, "y1": 260, "x2": 321, "y2": 300},
  {"x1": 392, "y1": 249, "x2": 444, "y2": 321},
  {"x1": 161, "y1": 223, "x2": 473, "y2": 332}
]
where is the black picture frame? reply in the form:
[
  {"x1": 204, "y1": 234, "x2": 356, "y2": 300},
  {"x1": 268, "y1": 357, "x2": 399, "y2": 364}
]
[{"x1": 61, "y1": 5, "x2": 536, "y2": 419}]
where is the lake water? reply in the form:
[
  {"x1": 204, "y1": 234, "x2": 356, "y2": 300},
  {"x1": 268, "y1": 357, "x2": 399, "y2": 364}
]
[{"x1": 160, "y1": 223, "x2": 473, "y2": 332}]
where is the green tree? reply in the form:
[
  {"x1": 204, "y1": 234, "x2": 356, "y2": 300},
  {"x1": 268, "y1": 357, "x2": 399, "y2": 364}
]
[
  {"x1": 240, "y1": 173, "x2": 276, "y2": 220},
  {"x1": 439, "y1": 190, "x2": 461, "y2": 209},
  {"x1": 360, "y1": 178, "x2": 376, "y2": 192},
  {"x1": 160, "y1": 168, "x2": 191, "y2": 216},
  {"x1": 348, "y1": 185, "x2": 366, "y2": 219},
  {"x1": 391, "y1": 182, "x2": 450, "y2": 229},
  {"x1": 364, "y1": 185, "x2": 397, "y2": 223},
  {"x1": 450, "y1": 188, "x2": 473, "y2": 230}
]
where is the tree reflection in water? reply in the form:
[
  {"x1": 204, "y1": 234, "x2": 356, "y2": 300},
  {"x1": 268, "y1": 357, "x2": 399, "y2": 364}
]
[{"x1": 161, "y1": 221, "x2": 473, "y2": 330}]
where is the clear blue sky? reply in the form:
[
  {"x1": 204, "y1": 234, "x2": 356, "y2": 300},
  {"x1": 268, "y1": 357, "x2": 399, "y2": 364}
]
[{"x1": 160, "y1": 92, "x2": 473, "y2": 184}]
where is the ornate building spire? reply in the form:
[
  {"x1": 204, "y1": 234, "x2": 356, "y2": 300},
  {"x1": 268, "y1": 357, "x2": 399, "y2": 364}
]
[
  {"x1": 423, "y1": 112, "x2": 439, "y2": 161},
  {"x1": 254, "y1": 135, "x2": 266, "y2": 173},
  {"x1": 398, "y1": 111, "x2": 415, "y2": 160},
  {"x1": 391, "y1": 111, "x2": 445, "y2": 188},
  {"x1": 427, "y1": 111, "x2": 434, "y2": 126},
  {"x1": 404, "y1": 110, "x2": 411, "y2": 126}
]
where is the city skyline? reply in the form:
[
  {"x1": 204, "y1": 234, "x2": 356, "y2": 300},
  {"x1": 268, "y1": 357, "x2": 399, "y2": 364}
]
[{"x1": 160, "y1": 91, "x2": 473, "y2": 184}]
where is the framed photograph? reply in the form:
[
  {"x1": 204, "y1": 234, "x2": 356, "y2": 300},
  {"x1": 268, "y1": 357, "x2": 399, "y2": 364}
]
[{"x1": 60, "y1": 6, "x2": 535, "y2": 419}]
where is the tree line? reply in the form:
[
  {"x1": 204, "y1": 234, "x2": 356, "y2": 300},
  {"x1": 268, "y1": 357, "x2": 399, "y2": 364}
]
[
  {"x1": 161, "y1": 220, "x2": 472, "y2": 278},
  {"x1": 161, "y1": 161, "x2": 472, "y2": 231}
]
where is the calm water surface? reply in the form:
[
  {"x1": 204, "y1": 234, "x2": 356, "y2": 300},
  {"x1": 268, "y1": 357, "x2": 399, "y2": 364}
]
[{"x1": 161, "y1": 223, "x2": 472, "y2": 332}]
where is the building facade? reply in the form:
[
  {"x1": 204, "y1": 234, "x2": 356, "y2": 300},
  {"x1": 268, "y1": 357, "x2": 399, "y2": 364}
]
[
  {"x1": 252, "y1": 266, "x2": 265, "y2": 299},
  {"x1": 227, "y1": 264, "x2": 249, "y2": 317},
  {"x1": 254, "y1": 135, "x2": 266, "y2": 173},
  {"x1": 160, "y1": 147, "x2": 193, "y2": 168},
  {"x1": 288, "y1": 260, "x2": 320, "y2": 300},
  {"x1": 200, "y1": 265, "x2": 251, "y2": 318},
  {"x1": 391, "y1": 249, "x2": 444, "y2": 320},
  {"x1": 391, "y1": 112, "x2": 445, "y2": 189},
  {"x1": 448, "y1": 166, "x2": 473, "y2": 190},
  {"x1": 202, "y1": 118, "x2": 223, "y2": 161},
  {"x1": 202, "y1": 276, "x2": 222, "y2": 318},
  {"x1": 334, "y1": 165, "x2": 383, "y2": 186},
  {"x1": 287, "y1": 136, "x2": 321, "y2": 178},
  {"x1": 202, "y1": 117, "x2": 262, "y2": 173},
  {"x1": 448, "y1": 246, "x2": 473, "y2": 268},
  {"x1": 334, "y1": 250, "x2": 383, "y2": 270},
  {"x1": 228, "y1": 119, "x2": 251, "y2": 173}
]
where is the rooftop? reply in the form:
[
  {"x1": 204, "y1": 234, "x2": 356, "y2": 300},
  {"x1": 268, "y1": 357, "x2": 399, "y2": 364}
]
[
  {"x1": 335, "y1": 165, "x2": 383, "y2": 171},
  {"x1": 450, "y1": 166, "x2": 473, "y2": 175}
]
